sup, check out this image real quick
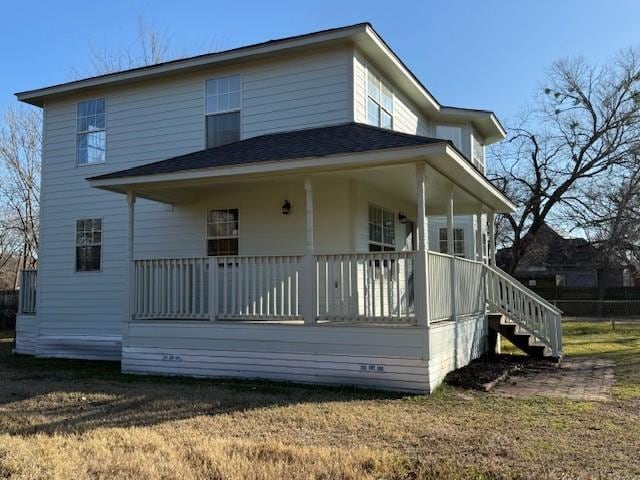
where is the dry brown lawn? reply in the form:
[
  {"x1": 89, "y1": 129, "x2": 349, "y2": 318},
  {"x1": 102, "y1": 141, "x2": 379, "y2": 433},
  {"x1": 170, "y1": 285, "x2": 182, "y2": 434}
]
[{"x1": 0, "y1": 323, "x2": 639, "y2": 480}]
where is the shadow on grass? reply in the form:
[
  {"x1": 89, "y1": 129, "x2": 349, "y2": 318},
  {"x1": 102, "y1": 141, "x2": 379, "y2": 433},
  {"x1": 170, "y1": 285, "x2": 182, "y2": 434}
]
[{"x1": 0, "y1": 335, "x2": 405, "y2": 437}]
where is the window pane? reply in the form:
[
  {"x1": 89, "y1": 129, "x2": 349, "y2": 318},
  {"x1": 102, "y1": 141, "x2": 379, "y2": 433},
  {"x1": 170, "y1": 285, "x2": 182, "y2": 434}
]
[
  {"x1": 205, "y1": 79, "x2": 218, "y2": 96},
  {"x1": 77, "y1": 115, "x2": 88, "y2": 132},
  {"x1": 205, "y1": 96, "x2": 217, "y2": 114},
  {"x1": 206, "y1": 111, "x2": 240, "y2": 148},
  {"x1": 95, "y1": 98, "x2": 105, "y2": 115},
  {"x1": 229, "y1": 91, "x2": 241, "y2": 110},
  {"x1": 367, "y1": 98, "x2": 380, "y2": 126},
  {"x1": 77, "y1": 101, "x2": 87, "y2": 118},
  {"x1": 381, "y1": 82, "x2": 393, "y2": 113},
  {"x1": 367, "y1": 73, "x2": 380, "y2": 101},
  {"x1": 229, "y1": 75, "x2": 241, "y2": 92},
  {"x1": 218, "y1": 76, "x2": 229, "y2": 94},
  {"x1": 86, "y1": 131, "x2": 106, "y2": 163},
  {"x1": 380, "y1": 110, "x2": 392, "y2": 129}
]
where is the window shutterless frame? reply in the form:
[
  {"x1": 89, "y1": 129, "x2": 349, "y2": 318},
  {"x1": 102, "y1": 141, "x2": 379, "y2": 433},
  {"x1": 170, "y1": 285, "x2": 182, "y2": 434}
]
[
  {"x1": 74, "y1": 217, "x2": 104, "y2": 273},
  {"x1": 75, "y1": 98, "x2": 107, "y2": 166},
  {"x1": 204, "y1": 208, "x2": 240, "y2": 256},
  {"x1": 365, "y1": 68, "x2": 394, "y2": 130},
  {"x1": 368, "y1": 203, "x2": 396, "y2": 251},
  {"x1": 202, "y1": 75, "x2": 242, "y2": 149}
]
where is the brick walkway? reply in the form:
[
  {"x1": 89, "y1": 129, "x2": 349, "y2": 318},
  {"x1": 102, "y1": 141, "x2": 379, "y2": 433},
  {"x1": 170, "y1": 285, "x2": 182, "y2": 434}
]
[{"x1": 492, "y1": 357, "x2": 615, "y2": 402}]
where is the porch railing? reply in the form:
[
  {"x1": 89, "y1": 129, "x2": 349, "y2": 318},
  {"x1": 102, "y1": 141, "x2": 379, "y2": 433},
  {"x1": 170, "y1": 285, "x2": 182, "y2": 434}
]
[
  {"x1": 18, "y1": 269, "x2": 37, "y2": 315},
  {"x1": 428, "y1": 252, "x2": 452, "y2": 321},
  {"x1": 133, "y1": 258, "x2": 210, "y2": 320},
  {"x1": 454, "y1": 257, "x2": 485, "y2": 316},
  {"x1": 214, "y1": 255, "x2": 303, "y2": 319},
  {"x1": 315, "y1": 251, "x2": 416, "y2": 323}
]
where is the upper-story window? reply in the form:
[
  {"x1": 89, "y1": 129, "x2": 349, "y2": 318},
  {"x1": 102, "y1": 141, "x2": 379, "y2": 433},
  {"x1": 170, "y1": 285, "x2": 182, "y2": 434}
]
[
  {"x1": 472, "y1": 134, "x2": 485, "y2": 168},
  {"x1": 77, "y1": 98, "x2": 106, "y2": 165},
  {"x1": 435, "y1": 125, "x2": 462, "y2": 151},
  {"x1": 205, "y1": 75, "x2": 241, "y2": 148},
  {"x1": 367, "y1": 72, "x2": 393, "y2": 129}
]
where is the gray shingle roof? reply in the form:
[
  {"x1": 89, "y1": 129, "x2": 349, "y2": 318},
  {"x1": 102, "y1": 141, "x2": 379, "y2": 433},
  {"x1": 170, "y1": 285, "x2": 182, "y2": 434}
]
[{"x1": 89, "y1": 123, "x2": 447, "y2": 181}]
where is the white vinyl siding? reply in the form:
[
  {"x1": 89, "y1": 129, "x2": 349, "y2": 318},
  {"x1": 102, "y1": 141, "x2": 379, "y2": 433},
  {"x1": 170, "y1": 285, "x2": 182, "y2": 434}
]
[
  {"x1": 123, "y1": 321, "x2": 430, "y2": 392},
  {"x1": 435, "y1": 125, "x2": 463, "y2": 151},
  {"x1": 353, "y1": 51, "x2": 429, "y2": 136}
]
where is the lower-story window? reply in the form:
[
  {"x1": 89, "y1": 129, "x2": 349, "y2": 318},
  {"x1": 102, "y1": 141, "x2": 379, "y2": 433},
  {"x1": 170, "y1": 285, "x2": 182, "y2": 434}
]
[
  {"x1": 368, "y1": 204, "x2": 395, "y2": 251},
  {"x1": 439, "y1": 227, "x2": 465, "y2": 257},
  {"x1": 207, "y1": 208, "x2": 239, "y2": 256},
  {"x1": 76, "y1": 218, "x2": 102, "y2": 271}
]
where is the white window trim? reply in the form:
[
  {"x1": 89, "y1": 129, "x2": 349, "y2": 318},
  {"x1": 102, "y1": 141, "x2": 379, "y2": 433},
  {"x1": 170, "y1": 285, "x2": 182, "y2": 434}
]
[
  {"x1": 75, "y1": 98, "x2": 107, "y2": 167},
  {"x1": 439, "y1": 227, "x2": 465, "y2": 258},
  {"x1": 205, "y1": 208, "x2": 240, "y2": 256},
  {"x1": 203, "y1": 75, "x2": 243, "y2": 148},
  {"x1": 368, "y1": 204, "x2": 396, "y2": 251},
  {"x1": 74, "y1": 217, "x2": 103, "y2": 273},
  {"x1": 365, "y1": 69, "x2": 394, "y2": 129}
]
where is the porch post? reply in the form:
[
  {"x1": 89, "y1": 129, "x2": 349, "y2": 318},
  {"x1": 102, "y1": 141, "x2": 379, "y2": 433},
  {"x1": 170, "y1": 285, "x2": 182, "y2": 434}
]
[
  {"x1": 303, "y1": 177, "x2": 316, "y2": 325},
  {"x1": 488, "y1": 211, "x2": 496, "y2": 266},
  {"x1": 475, "y1": 207, "x2": 484, "y2": 263},
  {"x1": 447, "y1": 185, "x2": 457, "y2": 323},
  {"x1": 415, "y1": 163, "x2": 430, "y2": 327},
  {"x1": 125, "y1": 191, "x2": 136, "y2": 338}
]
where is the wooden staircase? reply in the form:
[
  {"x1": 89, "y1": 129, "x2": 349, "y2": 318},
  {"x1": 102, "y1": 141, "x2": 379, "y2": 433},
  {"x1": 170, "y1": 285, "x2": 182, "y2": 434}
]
[
  {"x1": 488, "y1": 314, "x2": 556, "y2": 360},
  {"x1": 485, "y1": 265, "x2": 563, "y2": 360}
]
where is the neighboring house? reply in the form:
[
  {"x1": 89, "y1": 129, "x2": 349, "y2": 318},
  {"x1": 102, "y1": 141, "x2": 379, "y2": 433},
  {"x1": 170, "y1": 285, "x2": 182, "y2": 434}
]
[
  {"x1": 14, "y1": 23, "x2": 562, "y2": 393},
  {"x1": 497, "y1": 223, "x2": 637, "y2": 288}
]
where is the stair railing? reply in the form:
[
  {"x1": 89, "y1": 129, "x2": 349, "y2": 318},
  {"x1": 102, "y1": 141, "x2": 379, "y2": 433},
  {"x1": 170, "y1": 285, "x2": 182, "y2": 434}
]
[{"x1": 485, "y1": 265, "x2": 563, "y2": 357}]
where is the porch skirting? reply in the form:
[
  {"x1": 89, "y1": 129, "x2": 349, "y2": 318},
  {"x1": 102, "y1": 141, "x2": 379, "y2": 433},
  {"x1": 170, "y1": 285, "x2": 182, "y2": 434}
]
[
  {"x1": 427, "y1": 314, "x2": 488, "y2": 391},
  {"x1": 122, "y1": 321, "x2": 431, "y2": 393}
]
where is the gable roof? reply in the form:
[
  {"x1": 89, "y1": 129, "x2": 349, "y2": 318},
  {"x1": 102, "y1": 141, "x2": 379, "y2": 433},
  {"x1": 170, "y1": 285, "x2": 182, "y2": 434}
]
[
  {"x1": 15, "y1": 23, "x2": 506, "y2": 143},
  {"x1": 89, "y1": 123, "x2": 446, "y2": 180}
]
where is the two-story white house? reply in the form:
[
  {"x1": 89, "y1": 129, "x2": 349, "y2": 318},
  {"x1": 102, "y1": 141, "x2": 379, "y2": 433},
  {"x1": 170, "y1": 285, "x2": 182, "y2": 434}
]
[{"x1": 14, "y1": 23, "x2": 562, "y2": 393}]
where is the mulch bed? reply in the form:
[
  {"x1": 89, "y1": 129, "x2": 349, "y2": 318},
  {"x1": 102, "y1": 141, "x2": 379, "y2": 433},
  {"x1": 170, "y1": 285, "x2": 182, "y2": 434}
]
[{"x1": 445, "y1": 354, "x2": 552, "y2": 391}]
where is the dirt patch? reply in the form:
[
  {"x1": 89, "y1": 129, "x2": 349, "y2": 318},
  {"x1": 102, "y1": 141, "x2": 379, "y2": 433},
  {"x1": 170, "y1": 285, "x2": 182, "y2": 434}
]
[{"x1": 444, "y1": 354, "x2": 552, "y2": 391}]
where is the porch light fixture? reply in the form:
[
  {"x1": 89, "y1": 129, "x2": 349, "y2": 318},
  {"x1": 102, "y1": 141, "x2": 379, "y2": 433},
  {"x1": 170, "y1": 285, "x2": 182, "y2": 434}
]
[
  {"x1": 282, "y1": 200, "x2": 291, "y2": 215},
  {"x1": 398, "y1": 212, "x2": 407, "y2": 224}
]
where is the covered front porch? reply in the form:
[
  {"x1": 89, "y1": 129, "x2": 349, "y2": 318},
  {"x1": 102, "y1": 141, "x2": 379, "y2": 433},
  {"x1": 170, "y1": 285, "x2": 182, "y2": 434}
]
[{"x1": 117, "y1": 161, "x2": 498, "y2": 327}]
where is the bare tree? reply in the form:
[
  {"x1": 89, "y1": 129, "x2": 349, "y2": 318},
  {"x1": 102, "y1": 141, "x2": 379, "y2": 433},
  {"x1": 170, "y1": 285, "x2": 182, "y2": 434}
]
[
  {"x1": 69, "y1": 16, "x2": 218, "y2": 78},
  {"x1": 565, "y1": 164, "x2": 640, "y2": 321},
  {"x1": 489, "y1": 48, "x2": 640, "y2": 274},
  {"x1": 0, "y1": 106, "x2": 41, "y2": 285}
]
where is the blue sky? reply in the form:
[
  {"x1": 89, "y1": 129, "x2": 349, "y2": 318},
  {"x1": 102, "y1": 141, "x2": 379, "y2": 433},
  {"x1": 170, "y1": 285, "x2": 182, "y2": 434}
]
[{"x1": 2, "y1": 0, "x2": 639, "y2": 125}]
